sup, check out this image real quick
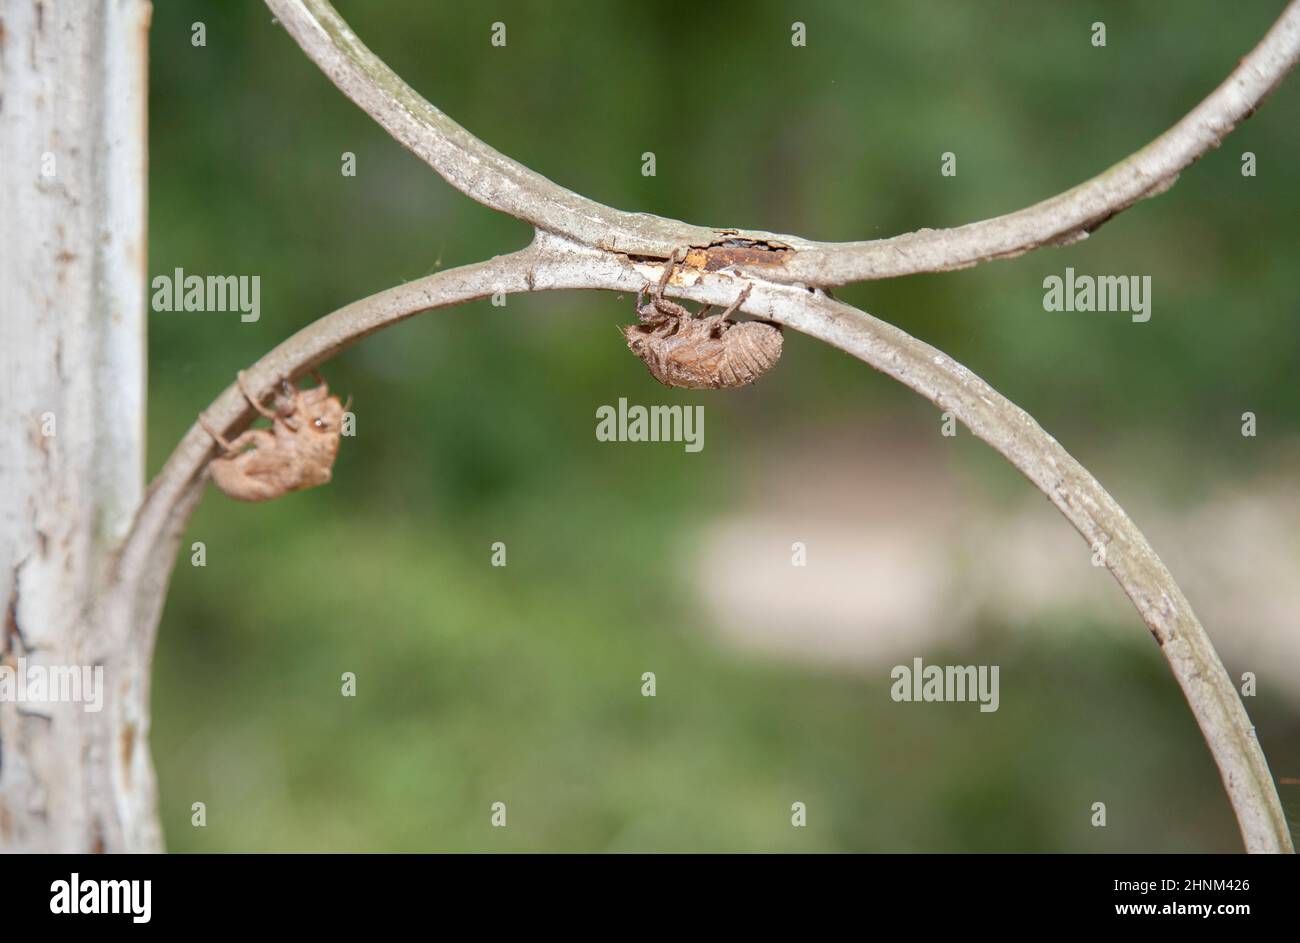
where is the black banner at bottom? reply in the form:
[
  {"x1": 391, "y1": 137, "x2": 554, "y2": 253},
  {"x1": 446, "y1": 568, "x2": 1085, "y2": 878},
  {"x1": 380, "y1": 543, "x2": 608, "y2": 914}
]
[{"x1": 2, "y1": 852, "x2": 1286, "y2": 929}]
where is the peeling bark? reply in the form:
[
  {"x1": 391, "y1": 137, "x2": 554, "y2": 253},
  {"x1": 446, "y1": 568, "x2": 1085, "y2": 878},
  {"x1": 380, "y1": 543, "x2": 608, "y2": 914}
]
[{"x1": 0, "y1": 0, "x2": 157, "y2": 853}]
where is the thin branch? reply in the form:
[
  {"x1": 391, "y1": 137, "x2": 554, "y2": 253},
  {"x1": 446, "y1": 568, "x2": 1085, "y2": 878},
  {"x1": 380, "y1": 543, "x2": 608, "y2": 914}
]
[
  {"x1": 786, "y1": 0, "x2": 1300, "y2": 284},
  {"x1": 770, "y1": 293, "x2": 1293, "y2": 854},
  {"x1": 267, "y1": 0, "x2": 1300, "y2": 285},
  {"x1": 120, "y1": 247, "x2": 544, "y2": 595},
  {"x1": 267, "y1": 0, "x2": 718, "y2": 255}
]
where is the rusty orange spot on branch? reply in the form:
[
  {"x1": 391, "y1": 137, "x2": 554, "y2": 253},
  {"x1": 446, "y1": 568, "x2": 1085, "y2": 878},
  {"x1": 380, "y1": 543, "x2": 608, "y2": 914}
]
[{"x1": 685, "y1": 238, "x2": 794, "y2": 273}]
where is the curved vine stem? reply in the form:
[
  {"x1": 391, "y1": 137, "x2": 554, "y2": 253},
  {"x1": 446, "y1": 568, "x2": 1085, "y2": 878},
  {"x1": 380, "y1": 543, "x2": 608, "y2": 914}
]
[
  {"x1": 265, "y1": 0, "x2": 1300, "y2": 285},
  {"x1": 124, "y1": 0, "x2": 1300, "y2": 851}
]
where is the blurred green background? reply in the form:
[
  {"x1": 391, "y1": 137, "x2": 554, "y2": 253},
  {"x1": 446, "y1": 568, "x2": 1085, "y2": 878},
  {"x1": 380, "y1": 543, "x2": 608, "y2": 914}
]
[{"x1": 147, "y1": 1, "x2": 1300, "y2": 851}]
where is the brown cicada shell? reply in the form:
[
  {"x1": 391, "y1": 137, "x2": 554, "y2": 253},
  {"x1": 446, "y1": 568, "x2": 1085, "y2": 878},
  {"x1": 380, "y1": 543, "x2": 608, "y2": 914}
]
[
  {"x1": 200, "y1": 370, "x2": 349, "y2": 502},
  {"x1": 623, "y1": 255, "x2": 783, "y2": 390}
]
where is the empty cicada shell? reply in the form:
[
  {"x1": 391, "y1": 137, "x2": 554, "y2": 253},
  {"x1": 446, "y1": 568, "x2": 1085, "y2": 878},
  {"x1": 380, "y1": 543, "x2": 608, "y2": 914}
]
[
  {"x1": 623, "y1": 256, "x2": 783, "y2": 390},
  {"x1": 199, "y1": 370, "x2": 349, "y2": 502}
]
